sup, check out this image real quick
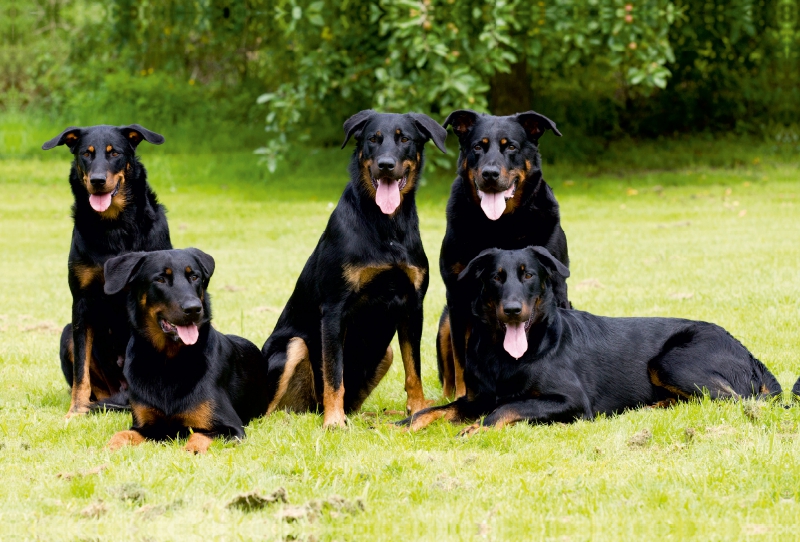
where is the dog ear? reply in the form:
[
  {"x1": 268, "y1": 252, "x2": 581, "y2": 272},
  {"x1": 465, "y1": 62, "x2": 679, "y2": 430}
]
[
  {"x1": 407, "y1": 113, "x2": 447, "y2": 154},
  {"x1": 341, "y1": 110, "x2": 376, "y2": 149},
  {"x1": 442, "y1": 110, "x2": 479, "y2": 140},
  {"x1": 514, "y1": 111, "x2": 562, "y2": 143},
  {"x1": 185, "y1": 248, "x2": 215, "y2": 285},
  {"x1": 118, "y1": 124, "x2": 165, "y2": 149},
  {"x1": 42, "y1": 127, "x2": 84, "y2": 151},
  {"x1": 527, "y1": 246, "x2": 570, "y2": 278},
  {"x1": 458, "y1": 248, "x2": 502, "y2": 284},
  {"x1": 104, "y1": 252, "x2": 149, "y2": 295}
]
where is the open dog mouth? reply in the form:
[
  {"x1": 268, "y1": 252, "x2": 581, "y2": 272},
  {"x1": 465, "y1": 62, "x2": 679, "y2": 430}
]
[
  {"x1": 88, "y1": 183, "x2": 120, "y2": 213},
  {"x1": 499, "y1": 311, "x2": 533, "y2": 359},
  {"x1": 159, "y1": 317, "x2": 199, "y2": 345},
  {"x1": 477, "y1": 180, "x2": 517, "y2": 221},
  {"x1": 371, "y1": 174, "x2": 408, "y2": 215}
]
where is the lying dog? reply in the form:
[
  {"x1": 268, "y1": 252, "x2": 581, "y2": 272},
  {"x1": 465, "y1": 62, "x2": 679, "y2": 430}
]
[
  {"x1": 102, "y1": 248, "x2": 267, "y2": 453},
  {"x1": 402, "y1": 247, "x2": 782, "y2": 433},
  {"x1": 437, "y1": 110, "x2": 569, "y2": 399},
  {"x1": 262, "y1": 110, "x2": 447, "y2": 428},
  {"x1": 43, "y1": 125, "x2": 172, "y2": 417}
]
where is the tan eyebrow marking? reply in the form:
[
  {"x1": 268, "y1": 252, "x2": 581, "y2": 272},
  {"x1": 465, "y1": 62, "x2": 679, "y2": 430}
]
[
  {"x1": 376, "y1": 131, "x2": 382, "y2": 137},
  {"x1": 165, "y1": 268, "x2": 172, "y2": 275},
  {"x1": 185, "y1": 266, "x2": 192, "y2": 274},
  {"x1": 482, "y1": 138, "x2": 489, "y2": 144},
  {"x1": 87, "y1": 146, "x2": 94, "y2": 153},
  {"x1": 106, "y1": 145, "x2": 112, "y2": 152},
  {"x1": 500, "y1": 138, "x2": 507, "y2": 145},
  {"x1": 396, "y1": 129, "x2": 401, "y2": 135}
]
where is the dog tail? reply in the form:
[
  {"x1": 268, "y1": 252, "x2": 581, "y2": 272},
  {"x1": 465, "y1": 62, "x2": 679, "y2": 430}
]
[
  {"x1": 752, "y1": 358, "x2": 782, "y2": 399},
  {"x1": 90, "y1": 390, "x2": 131, "y2": 412}
]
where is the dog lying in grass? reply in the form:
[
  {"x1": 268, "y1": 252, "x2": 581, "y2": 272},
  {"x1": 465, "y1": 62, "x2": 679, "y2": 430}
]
[
  {"x1": 401, "y1": 246, "x2": 782, "y2": 434},
  {"x1": 261, "y1": 110, "x2": 447, "y2": 428},
  {"x1": 102, "y1": 248, "x2": 267, "y2": 453},
  {"x1": 42, "y1": 124, "x2": 172, "y2": 417}
]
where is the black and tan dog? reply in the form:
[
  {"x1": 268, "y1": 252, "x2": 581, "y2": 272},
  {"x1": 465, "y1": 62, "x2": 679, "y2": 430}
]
[
  {"x1": 43, "y1": 125, "x2": 171, "y2": 417},
  {"x1": 261, "y1": 110, "x2": 447, "y2": 428},
  {"x1": 102, "y1": 248, "x2": 267, "y2": 453},
  {"x1": 436, "y1": 110, "x2": 569, "y2": 399},
  {"x1": 402, "y1": 247, "x2": 782, "y2": 433}
]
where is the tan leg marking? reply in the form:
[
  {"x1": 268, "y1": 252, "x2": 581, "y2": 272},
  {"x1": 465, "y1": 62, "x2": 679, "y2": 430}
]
[
  {"x1": 408, "y1": 406, "x2": 459, "y2": 432},
  {"x1": 107, "y1": 430, "x2": 145, "y2": 451},
  {"x1": 322, "y1": 382, "x2": 346, "y2": 429},
  {"x1": 179, "y1": 400, "x2": 214, "y2": 431},
  {"x1": 342, "y1": 264, "x2": 392, "y2": 292},
  {"x1": 67, "y1": 327, "x2": 93, "y2": 418},
  {"x1": 267, "y1": 338, "x2": 311, "y2": 415},
  {"x1": 400, "y1": 339, "x2": 433, "y2": 415},
  {"x1": 438, "y1": 315, "x2": 455, "y2": 399},
  {"x1": 184, "y1": 432, "x2": 213, "y2": 454}
]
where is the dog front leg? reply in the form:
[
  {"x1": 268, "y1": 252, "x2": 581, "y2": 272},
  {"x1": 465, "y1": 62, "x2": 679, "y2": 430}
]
[
  {"x1": 461, "y1": 395, "x2": 587, "y2": 436},
  {"x1": 67, "y1": 299, "x2": 93, "y2": 418},
  {"x1": 398, "y1": 300, "x2": 432, "y2": 415},
  {"x1": 320, "y1": 310, "x2": 346, "y2": 429},
  {"x1": 397, "y1": 395, "x2": 495, "y2": 432}
]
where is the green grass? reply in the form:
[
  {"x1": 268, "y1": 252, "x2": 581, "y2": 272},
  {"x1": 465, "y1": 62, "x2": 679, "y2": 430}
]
[{"x1": 1, "y1": 130, "x2": 799, "y2": 540}]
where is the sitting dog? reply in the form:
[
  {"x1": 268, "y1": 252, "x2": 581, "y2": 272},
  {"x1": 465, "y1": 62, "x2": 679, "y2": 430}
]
[
  {"x1": 262, "y1": 110, "x2": 447, "y2": 428},
  {"x1": 43, "y1": 124, "x2": 172, "y2": 417},
  {"x1": 437, "y1": 110, "x2": 569, "y2": 400},
  {"x1": 401, "y1": 247, "x2": 782, "y2": 433},
  {"x1": 102, "y1": 248, "x2": 267, "y2": 453}
]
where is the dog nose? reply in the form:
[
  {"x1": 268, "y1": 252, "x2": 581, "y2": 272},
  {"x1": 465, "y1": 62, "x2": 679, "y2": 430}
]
[
  {"x1": 503, "y1": 302, "x2": 522, "y2": 316},
  {"x1": 377, "y1": 157, "x2": 396, "y2": 172},
  {"x1": 182, "y1": 299, "x2": 202, "y2": 317},
  {"x1": 482, "y1": 167, "x2": 500, "y2": 183},
  {"x1": 90, "y1": 176, "x2": 106, "y2": 188}
]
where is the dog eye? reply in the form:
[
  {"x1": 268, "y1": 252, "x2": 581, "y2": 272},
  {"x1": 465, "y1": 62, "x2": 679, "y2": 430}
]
[
  {"x1": 524, "y1": 272, "x2": 533, "y2": 280},
  {"x1": 400, "y1": 137, "x2": 409, "y2": 143},
  {"x1": 508, "y1": 145, "x2": 516, "y2": 151},
  {"x1": 82, "y1": 152, "x2": 91, "y2": 158},
  {"x1": 493, "y1": 274, "x2": 502, "y2": 282},
  {"x1": 155, "y1": 277, "x2": 166, "y2": 284},
  {"x1": 473, "y1": 144, "x2": 482, "y2": 151},
  {"x1": 111, "y1": 151, "x2": 119, "y2": 157},
  {"x1": 190, "y1": 274, "x2": 199, "y2": 282},
  {"x1": 369, "y1": 137, "x2": 377, "y2": 143}
]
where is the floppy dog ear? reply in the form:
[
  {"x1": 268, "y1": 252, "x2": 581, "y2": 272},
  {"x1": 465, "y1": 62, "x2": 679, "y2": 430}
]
[
  {"x1": 42, "y1": 127, "x2": 84, "y2": 151},
  {"x1": 104, "y1": 252, "x2": 149, "y2": 295},
  {"x1": 185, "y1": 248, "x2": 215, "y2": 285},
  {"x1": 407, "y1": 113, "x2": 447, "y2": 154},
  {"x1": 527, "y1": 246, "x2": 570, "y2": 278},
  {"x1": 458, "y1": 248, "x2": 502, "y2": 284},
  {"x1": 341, "y1": 110, "x2": 376, "y2": 149},
  {"x1": 514, "y1": 111, "x2": 562, "y2": 143},
  {"x1": 118, "y1": 124, "x2": 165, "y2": 149},
  {"x1": 443, "y1": 110, "x2": 479, "y2": 140}
]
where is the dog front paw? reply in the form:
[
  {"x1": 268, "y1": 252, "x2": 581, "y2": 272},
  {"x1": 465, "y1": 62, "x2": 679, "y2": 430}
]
[
  {"x1": 184, "y1": 433, "x2": 213, "y2": 454},
  {"x1": 458, "y1": 422, "x2": 488, "y2": 437}
]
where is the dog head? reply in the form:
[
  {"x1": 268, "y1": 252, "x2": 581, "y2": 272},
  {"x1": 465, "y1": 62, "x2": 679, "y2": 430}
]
[
  {"x1": 104, "y1": 248, "x2": 215, "y2": 353},
  {"x1": 459, "y1": 246, "x2": 569, "y2": 359},
  {"x1": 42, "y1": 124, "x2": 164, "y2": 219},
  {"x1": 342, "y1": 110, "x2": 447, "y2": 215},
  {"x1": 443, "y1": 110, "x2": 561, "y2": 220}
]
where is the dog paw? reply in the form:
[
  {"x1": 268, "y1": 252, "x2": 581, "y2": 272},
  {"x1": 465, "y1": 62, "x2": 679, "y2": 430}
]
[
  {"x1": 458, "y1": 422, "x2": 488, "y2": 437},
  {"x1": 184, "y1": 433, "x2": 213, "y2": 454},
  {"x1": 322, "y1": 412, "x2": 347, "y2": 430},
  {"x1": 65, "y1": 406, "x2": 89, "y2": 419},
  {"x1": 106, "y1": 430, "x2": 145, "y2": 451}
]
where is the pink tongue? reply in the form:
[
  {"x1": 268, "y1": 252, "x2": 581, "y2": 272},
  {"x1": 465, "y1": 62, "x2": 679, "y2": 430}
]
[
  {"x1": 478, "y1": 190, "x2": 507, "y2": 220},
  {"x1": 375, "y1": 179, "x2": 401, "y2": 215},
  {"x1": 503, "y1": 322, "x2": 528, "y2": 359},
  {"x1": 176, "y1": 324, "x2": 199, "y2": 345},
  {"x1": 89, "y1": 193, "x2": 112, "y2": 212}
]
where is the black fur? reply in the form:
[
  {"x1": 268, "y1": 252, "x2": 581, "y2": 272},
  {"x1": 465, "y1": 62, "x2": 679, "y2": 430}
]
[
  {"x1": 402, "y1": 247, "x2": 782, "y2": 431},
  {"x1": 437, "y1": 110, "x2": 569, "y2": 398},
  {"x1": 44, "y1": 124, "x2": 171, "y2": 416},
  {"x1": 103, "y1": 249, "x2": 267, "y2": 448},
  {"x1": 261, "y1": 111, "x2": 447, "y2": 427}
]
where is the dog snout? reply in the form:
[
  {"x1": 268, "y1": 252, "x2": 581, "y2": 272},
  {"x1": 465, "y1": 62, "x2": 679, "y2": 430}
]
[
  {"x1": 503, "y1": 302, "x2": 522, "y2": 316},
  {"x1": 481, "y1": 166, "x2": 500, "y2": 183},
  {"x1": 181, "y1": 299, "x2": 203, "y2": 318},
  {"x1": 377, "y1": 156, "x2": 396, "y2": 172},
  {"x1": 90, "y1": 175, "x2": 106, "y2": 188}
]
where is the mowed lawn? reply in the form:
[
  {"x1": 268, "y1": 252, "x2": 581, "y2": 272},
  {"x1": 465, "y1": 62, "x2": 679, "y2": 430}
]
[{"x1": 1, "y1": 139, "x2": 799, "y2": 540}]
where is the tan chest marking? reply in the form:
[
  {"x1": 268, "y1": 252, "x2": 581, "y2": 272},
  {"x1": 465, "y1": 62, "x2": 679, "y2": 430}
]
[
  {"x1": 72, "y1": 263, "x2": 104, "y2": 289},
  {"x1": 343, "y1": 263, "x2": 426, "y2": 292}
]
